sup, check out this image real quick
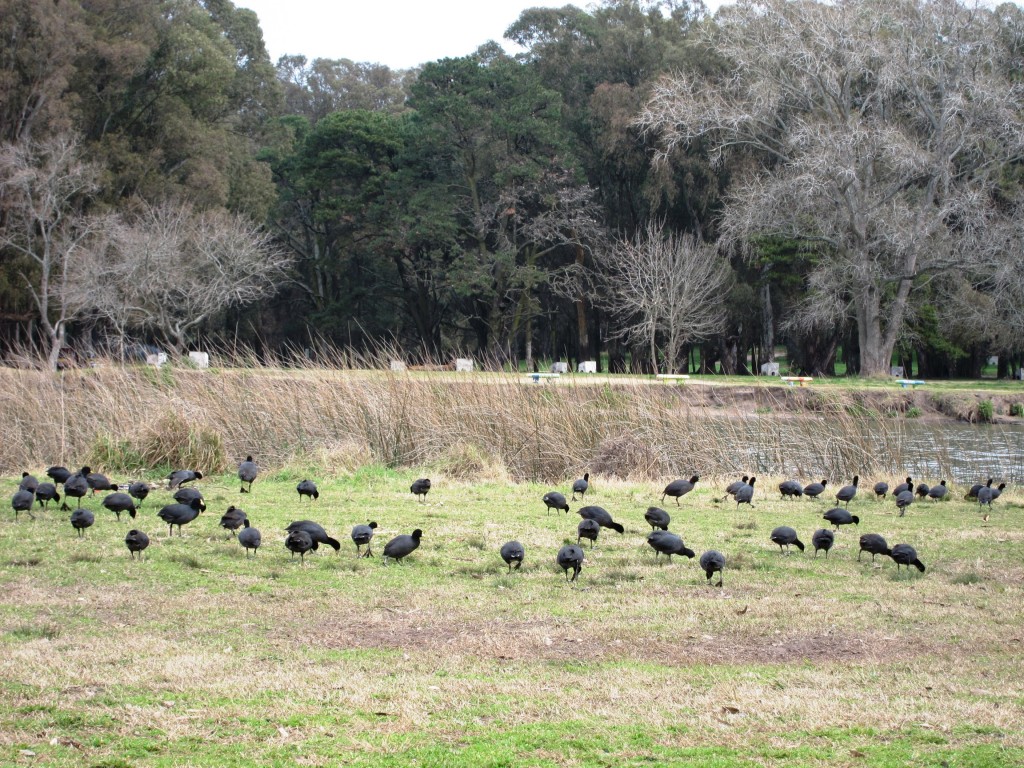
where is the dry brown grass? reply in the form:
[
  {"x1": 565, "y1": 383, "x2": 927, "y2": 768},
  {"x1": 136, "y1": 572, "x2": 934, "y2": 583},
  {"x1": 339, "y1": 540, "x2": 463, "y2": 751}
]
[{"x1": 0, "y1": 362, "x2": 913, "y2": 483}]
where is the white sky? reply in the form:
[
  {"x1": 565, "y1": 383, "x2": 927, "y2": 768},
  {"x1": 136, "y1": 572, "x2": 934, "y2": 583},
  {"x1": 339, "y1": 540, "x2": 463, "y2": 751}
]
[{"x1": 239, "y1": 1, "x2": 722, "y2": 70}]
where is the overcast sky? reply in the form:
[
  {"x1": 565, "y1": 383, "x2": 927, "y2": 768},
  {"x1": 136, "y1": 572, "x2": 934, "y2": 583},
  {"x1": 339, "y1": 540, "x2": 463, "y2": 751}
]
[{"x1": 238, "y1": 1, "x2": 723, "y2": 70}]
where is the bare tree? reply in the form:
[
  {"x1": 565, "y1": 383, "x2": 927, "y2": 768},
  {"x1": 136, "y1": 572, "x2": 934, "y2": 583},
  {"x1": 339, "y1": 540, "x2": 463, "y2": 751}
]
[
  {"x1": 637, "y1": 0, "x2": 1024, "y2": 375},
  {"x1": 0, "y1": 135, "x2": 111, "y2": 369},
  {"x1": 596, "y1": 222, "x2": 731, "y2": 373},
  {"x1": 71, "y1": 200, "x2": 293, "y2": 354}
]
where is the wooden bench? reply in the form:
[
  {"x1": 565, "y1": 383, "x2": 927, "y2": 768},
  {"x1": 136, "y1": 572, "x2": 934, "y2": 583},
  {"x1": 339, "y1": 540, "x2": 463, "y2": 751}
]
[
  {"x1": 781, "y1": 376, "x2": 814, "y2": 387},
  {"x1": 896, "y1": 379, "x2": 926, "y2": 389},
  {"x1": 526, "y1": 372, "x2": 561, "y2": 383},
  {"x1": 656, "y1": 374, "x2": 690, "y2": 384}
]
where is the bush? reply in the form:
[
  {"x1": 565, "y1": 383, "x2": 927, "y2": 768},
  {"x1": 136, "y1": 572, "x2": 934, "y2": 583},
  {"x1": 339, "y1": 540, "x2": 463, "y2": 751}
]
[
  {"x1": 977, "y1": 400, "x2": 994, "y2": 423},
  {"x1": 905, "y1": 406, "x2": 923, "y2": 419},
  {"x1": 1010, "y1": 403, "x2": 1024, "y2": 418}
]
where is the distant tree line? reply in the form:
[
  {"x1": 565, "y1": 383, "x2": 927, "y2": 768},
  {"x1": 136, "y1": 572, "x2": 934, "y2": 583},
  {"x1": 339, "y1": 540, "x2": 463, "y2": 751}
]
[{"x1": 1, "y1": 0, "x2": 1022, "y2": 377}]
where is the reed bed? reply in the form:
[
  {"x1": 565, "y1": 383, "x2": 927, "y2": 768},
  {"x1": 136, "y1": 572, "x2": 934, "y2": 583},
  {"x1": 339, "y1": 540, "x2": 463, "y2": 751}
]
[{"x1": 0, "y1": 357, "x2": 917, "y2": 482}]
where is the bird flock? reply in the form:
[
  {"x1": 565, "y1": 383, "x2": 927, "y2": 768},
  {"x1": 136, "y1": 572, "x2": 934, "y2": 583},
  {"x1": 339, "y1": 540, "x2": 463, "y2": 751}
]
[{"x1": 8, "y1": 462, "x2": 1010, "y2": 585}]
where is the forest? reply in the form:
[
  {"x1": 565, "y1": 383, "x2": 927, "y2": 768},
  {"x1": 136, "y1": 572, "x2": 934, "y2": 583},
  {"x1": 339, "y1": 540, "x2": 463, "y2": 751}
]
[{"x1": 1, "y1": 0, "x2": 1023, "y2": 378}]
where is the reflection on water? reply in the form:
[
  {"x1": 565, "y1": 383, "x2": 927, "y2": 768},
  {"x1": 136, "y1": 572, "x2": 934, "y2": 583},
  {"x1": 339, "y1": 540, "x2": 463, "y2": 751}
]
[
  {"x1": 703, "y1": 416, "x2": 1023, "y2": 484},
  {"x1": 901, "y1": 422, "x2": 1024, "y2": 485}
]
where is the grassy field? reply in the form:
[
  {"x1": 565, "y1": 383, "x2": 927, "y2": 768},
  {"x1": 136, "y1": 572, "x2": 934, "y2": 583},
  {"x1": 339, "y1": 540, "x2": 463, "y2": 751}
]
[{"x1": 1, "y1": 468, "x2": 1022, "y2": 767}]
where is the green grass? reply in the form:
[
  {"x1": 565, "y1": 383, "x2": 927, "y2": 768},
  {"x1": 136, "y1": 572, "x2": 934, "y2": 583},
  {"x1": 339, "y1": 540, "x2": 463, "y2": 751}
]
[{"x1": 1, "y1": 471, "x2": 1022, "y2": 766}]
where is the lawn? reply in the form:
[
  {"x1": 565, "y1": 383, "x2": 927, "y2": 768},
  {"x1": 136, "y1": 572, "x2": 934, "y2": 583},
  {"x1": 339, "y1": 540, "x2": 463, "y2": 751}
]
[{"x1": 2, "y1": 468, "x2": 1022, "y2": 767}]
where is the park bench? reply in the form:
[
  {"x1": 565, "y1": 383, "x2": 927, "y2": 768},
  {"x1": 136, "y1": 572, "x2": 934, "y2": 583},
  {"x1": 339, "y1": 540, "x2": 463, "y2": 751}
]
[
  {"x1": 896, "y1": 379, "x2": 926, "y2": 389},
  {"x1": 781, "y1": 376, "x2": 814, "y2": 387},
  {"x1": 656, "y1": 374, "x2": 690, "y2": 384},
  {"x1": 526, "y1": 372, "x2": 561, "y2": 384}
]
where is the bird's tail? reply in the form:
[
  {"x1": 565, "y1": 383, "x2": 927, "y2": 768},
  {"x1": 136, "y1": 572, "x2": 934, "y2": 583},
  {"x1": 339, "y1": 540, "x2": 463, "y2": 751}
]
[
  {"x1": 325, "y1": 536, "x2": 341, "y2": 551},
  {"x1": 912, "y1": 559, "x2": 926, "y2": 572},
  {"x1": 794, "y1": 539, "x2": 806, "y2": 552},
  {"x1": 610, "y1": 522, "x2": 625, "y2": 534}
]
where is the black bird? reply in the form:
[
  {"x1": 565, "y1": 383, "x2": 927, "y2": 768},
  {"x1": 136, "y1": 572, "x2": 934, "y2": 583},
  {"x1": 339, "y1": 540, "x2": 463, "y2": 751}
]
[
  {"x1": 297, "y1": 479, "x2": 319, "y2": 501},
  {"x1": 734, "y1": 476, "x2": 757, "y2": 507},
  {"x1": 572, "y1": 472, "x2": 590, "y2": 501},
  {"x1": 410, "y1": 478, "x2": 431, "y2": 502},
  {"x1": 977, "y1": 483, "x2": 1006, "y2": 506},
  {"x1": 500, "y1": 540, "x2": 525, "y2": 572},
  {"x1": 835, "y1": 475, "x2": 859, "y2": 507},
  {"x1": 725, "y1": 475, "x2": 750, "y2": 498},
  {"x1": 70, "y1": 508, "x2": 94, "y2": 537},
  {"x1": 167, "y1": 469, "x2": 202, "y2": 490},
  {"x1": 803, "y1": 480, "x2": 827, "y2": 499},
  {"x1": 927, "y1": 480, "x2": 948, "y2": 501},
  {"x1": 285, "y1": 530, "x2": 314, "y2": 563},
  {"x1": 779, "y1": 480, "x2": 804, "y2": 499},
  {"x1": 914, "y1": 482, "x2": 930, "y2": 499},
  {"x1": 18, "y1": 472, "x2": 39, "y2": 493},
  {"x1": 285, "y1": 520, "x2": 341, "y2": 552},
  {"x1": 966, "y1": 477, "x2": 992, "y2": 500},
  {"x1": 812, "y1": 528, "x2": 835, "y2": 558},
  {"x1": 128, "y1": 481, "x2": 151, "y2": 507},
  {"x1": 238, "y1": 456, "x2": 258, "y2": 493},
  {"x1": 157, "y1": 498, "x2": 204, "y2": 536},
  {"x1": 542, "y1": 491, "x2": 570, "y2": 514},
  {"x1": 893, "y1": 476, "x2": 914, "y2": 496},
  {"x1": 34, "y1": 482, "x2": 60, "y2": 509},
  {"x1": 576, "y1": 505, "x2": 625, "y2": 534},
  {"x1": 125, "y1": 529, "x2": 150, "y2": 560},
  {"x1": 644, "y1": 506, "x2": 671, "y2": 531},
  {"x1": 61, "y1": 467, "x2": 90, "y2": 510},
  {"x1": 238, "y1": 520, "x2": 262, "y2": 557},
  {"x1": 87, "y1": 471, "x2": 117, "y2": 495},
  {"x1": 46, "y1": 466, "x2": 71, "y2": 485},
  {"x1": 895, "y1": 490, "x2": 914, "y2": 517},
  {"x1": 873, "y1": 481, "x2": 889, "y2": 500},
  {"x1": 382, "y1": 529, "x2": 423, "y2": 565},
  {"x1": 556, "y1": 544, "x2": 584, "y2": 583},
  {"x1": 351, "y1": 521, "x2": 378, "y2": 557},
  {"x1": 858, "y1": 533, "x2": 891, "y2": 562},
  {"x1": 173, "y1": 487, "x2": 205, "y2": 506},
  {"x1": 822, "y1": 508, "x2": 859, "y2": 530},
  {"x1": 11, "y1": 490, "x2": 35, "y2": 521},
  {"x1": 577, "y1": 518, "x2": 601, "y2": 548},
  {"x1": 699, "y1": 550, "x2": 725, "y2": 586},
  {"x1": 220, "y1": 506, "x2": 248, "y2": 537},
  {"x1": 770, "y1": 526, "x2": 804, "y2": 554},
  {"x1": 890, "y1": 543, "x2": 926, "y2": 573},
  {"x1": 646, "y1": 530, "x2": 695, "y2": 562},
  {"x1": 662, "y1": 475, "x2": 699, "y2": 506},
  {"x1": 101, "y1": 492, "x2": 138, "y2": 521}
]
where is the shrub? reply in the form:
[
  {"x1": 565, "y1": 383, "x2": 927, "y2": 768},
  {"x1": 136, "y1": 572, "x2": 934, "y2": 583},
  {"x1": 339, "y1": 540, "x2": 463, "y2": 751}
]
[
  {"x1": 1010, "y1": 403, "x2": 1023, "y2": 418},
  {"x1": 905, "y1": 406, "x2": 923, "y2": 419},
  {"x1": 977, "y1": 400, "x2": 994, "y2": 423}
]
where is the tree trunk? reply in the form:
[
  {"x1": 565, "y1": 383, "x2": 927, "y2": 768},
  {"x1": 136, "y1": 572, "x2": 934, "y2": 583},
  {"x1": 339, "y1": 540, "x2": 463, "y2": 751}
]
[{"x1": 760, "y1": 280, "x2": 774, "y2": 363}]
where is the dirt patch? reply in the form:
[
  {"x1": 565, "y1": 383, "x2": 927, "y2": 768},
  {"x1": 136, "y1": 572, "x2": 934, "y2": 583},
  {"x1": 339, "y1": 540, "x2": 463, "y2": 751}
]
[{"x1": 297, "y1": 611, "x2": 923, "y2": 667}]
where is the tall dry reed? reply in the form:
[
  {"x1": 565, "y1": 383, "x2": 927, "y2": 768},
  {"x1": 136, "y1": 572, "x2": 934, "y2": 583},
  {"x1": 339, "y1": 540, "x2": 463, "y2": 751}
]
[{"x1": 0, "y1": 353, "x2": 917, "y2": 482}]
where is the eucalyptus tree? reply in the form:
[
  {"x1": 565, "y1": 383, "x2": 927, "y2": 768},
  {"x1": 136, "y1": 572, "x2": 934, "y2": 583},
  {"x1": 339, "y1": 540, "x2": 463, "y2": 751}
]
[{"x1": 638, "y1": 0, "x2": 1024, "y2": 375}]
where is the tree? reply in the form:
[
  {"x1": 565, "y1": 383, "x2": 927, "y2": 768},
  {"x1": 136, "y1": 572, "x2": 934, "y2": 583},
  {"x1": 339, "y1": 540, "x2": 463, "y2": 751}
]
[
  {"x1": 0, "y1": 135, "x2": 110, "y2": 369},
  {"x1": 72, "y1": 199, "x2": 293, "y2": 353},
  {"x1": 595, "y1": 222, "x2": 730, "y2": 373},
  {"x1": 637, "y1": 0, "x2": 1024, "y2": 375}
]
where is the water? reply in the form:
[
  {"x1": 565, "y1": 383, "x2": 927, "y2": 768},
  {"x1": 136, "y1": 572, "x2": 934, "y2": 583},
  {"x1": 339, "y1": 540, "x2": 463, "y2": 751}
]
[
  {"x1": 900, "y1": 421, "x2": 1024, "y2": 485},
  {"x1": 701, "y1": 416, "x2": 1024, "y2": 484}
]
